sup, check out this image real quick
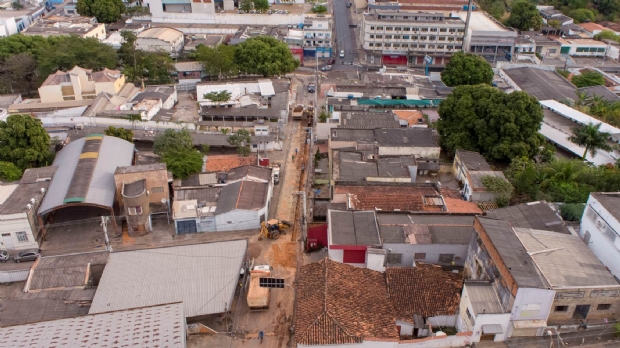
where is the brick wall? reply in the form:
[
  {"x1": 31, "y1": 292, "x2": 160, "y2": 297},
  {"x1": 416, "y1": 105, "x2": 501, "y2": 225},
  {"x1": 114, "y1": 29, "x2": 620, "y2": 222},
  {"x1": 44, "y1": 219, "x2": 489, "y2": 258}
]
[{"x1": 114, "y1": 169, "x2": 170, "y2": 211}]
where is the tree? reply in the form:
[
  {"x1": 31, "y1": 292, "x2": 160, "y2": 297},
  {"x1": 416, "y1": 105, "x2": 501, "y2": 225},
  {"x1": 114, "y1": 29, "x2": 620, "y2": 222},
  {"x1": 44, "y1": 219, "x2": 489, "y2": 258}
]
[
  {"x1": 119, "y1": 32, "x2": 173, "y2": 84},
  {"x1": 153, "y1": 128, "x2": 194, "y2": 156},
  {"x1": 162, "y1": 149, "x2": 203, "y2": 179},
  {"x1": 203, "y1": 90, "x2": 232, "y2": 105},
  {"x1": 595, "y1": 30, "x2": 620, "y2": 43},
  {"x1": 568, "y1": 9, "x2": 597, "y2": 23},
  {"x1": 239, "y1": 0, "x2": 252, "y2": 12},
  {"x1": 437, "y1": 85, "x2": 544, "y2": 162},
  {"x1": 0, "y1": 161, "x2": 22, "y2": 182},
  {"x1": 11, "y1": 0, "x2": 24, "y2": 10},
  {"x1": 548, "y1": 20, "x2": 561, "y2": 29},
  {"x1": 481, "y1": 175, "x2": 514, "y2": 207},
  {"x1": 506, "y1": 0, "x2": 542, "y2": 31},
  {"x1": 234, "y1": 36, "x2": 300, "y2": 77},
  {"x1": 596, "y1": 0, "x2": 620, "y2": 19},
  {"x1": 195, "y1": 44, "x2": 238, "y2": 79},
  {"x1": 76, "y1": 0, "x2": 125, "y2": 23},
  {"x1": 36, "y1": 36, "x2": 118, "y2": 78},
  {"x1": 571, "y1": 71, "x2": 606, "y2": 88},
  {"x1": 312, "y1": 5, "x2": 328, "y2": 13},
  {"x1": 253, "y1": 0, "x2": 269, "y2": 12},
  {"x1": 440, "y1": 52, "x2": 494, "y2": 87},
  {"x1": 0, "y1": 115, "x2": 51, "y2": 170},
  {"x1": 125, "y1": 5, "x2": 151, "y2": 18},
  {"x1": 104, "y1": 126, "x2": 134, "y2": 143},
  {"x1": 227, "y1": 129, "x2": 252, "y2": 157},
  {"x1": 568, "y1": 123, "x2": 613, "y2": 160},
  {"x1": 0, "y1": 52, "x2": 38, "y2": 94},
  {"x1": 319, "y1": 111, "x2": 328, "y2": 123}
]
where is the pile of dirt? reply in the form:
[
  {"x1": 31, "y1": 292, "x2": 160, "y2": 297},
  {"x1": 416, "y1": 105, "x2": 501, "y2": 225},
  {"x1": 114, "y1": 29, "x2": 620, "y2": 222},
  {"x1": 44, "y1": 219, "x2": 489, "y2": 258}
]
[{"x1": 268, "y1": 242, "x2": 297, "y2": 269}]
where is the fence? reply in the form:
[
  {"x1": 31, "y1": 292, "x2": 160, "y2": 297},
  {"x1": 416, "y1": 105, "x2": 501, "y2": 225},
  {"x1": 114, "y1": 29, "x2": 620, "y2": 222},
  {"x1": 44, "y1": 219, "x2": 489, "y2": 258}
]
[{"x1": 0, "y1": 269, "x2": 29, "y2": 283}]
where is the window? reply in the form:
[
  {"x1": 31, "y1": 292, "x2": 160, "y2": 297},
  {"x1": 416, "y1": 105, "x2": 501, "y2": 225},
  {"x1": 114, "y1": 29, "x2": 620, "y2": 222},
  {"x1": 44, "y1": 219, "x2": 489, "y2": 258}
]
[
  {"x1": 586, "y1": 207, "x2": 597, "y2": 222},
  {"x1": 429, "y1": 36, "x2": 436, "y2": 41},
  {"x1": 438, "y1": 37, "x2": 446, "y2": 41},
  {"x1": 466, "y1": 308, "x2": 473, "y2": 320},
  {"x1": 430, "y1": 28, "x2": 438, "y2": 32},
  {"x1": 394, "y1": 35, "x2": 401, "y2": 39},
  {"x1": 421, "y1": 28, "x2": 428, "y2": 32},
  {"x1": 439, "y1": 28, "x2": 447, "y2": 32},
  {"x1": 394, "y1": 27, "x2": 401, "y2": 31},
  {"x1": 420, "y1": 36, "x2": 427, "y2": 41},
  {"x1": 447, "y1": 45, "x2": 454, "y2": 49},
  {"x1": 375, "y1": 43, "x2": 382, "y2": 47},
  {"x1": 597, "y1": 304, "x2": 612, "y2": 310},
  {"x1": 376, "y1": 35, "x2": 383, "y2": 39},
  {"x1": 369, "y1": 43, "x2": 374, "y2": 47},
  {"x1": 428, "y1": 45, "x2": 435, "y2": 49},
  {"x1": 412, "y1": 27, "x2": 419, "y2": 32},
  {"x1": 387, "y1": 253, "x2": 402, "y2": 264},
  {"x1": 393, "y1": 43, "x2": 400, "y2": 47},
  {"x1": 414, "y1": 253, "x2": 426, "y2": 260},
  {"x1": 385, "y1": 43, "x2": 392, "y2": 47},
  {"x1": 403, "y1": 35, "x2": 410, "y2": 39},
  {"x1": 370, "y1": 26, "x2": 375, "y2": 30},
  {"x1": 16, "y1": 232, "x2": 28, "y2": 242},
  {"x1": 438, "y1": 253, "x2": 454, "y2": 263},
  {"x1": 576, "y1": 47, "x2": 588, "y2": 53},
  {"x1": 449, "y1": 28, "x2": 456, "y2": 33},
  {"x1": 404, "y1": 27, "x2": 411, "y2": 31},
  {"x1": 377, "y1": 26, "x2": 384, "y2": 30},
  {"x1": 386, "y1": 27, "x2": 393, "y2": 31},
  {"x1": 457, "y1": 29, "x2": 464, "y2": 32},
  {"x1": 385, "y1": 35, "x2": 392, "y2": 39},
  {"x1": 555, "y1": 306, "x2": 569, "y2": 312},
  {"x1": 412, "y1": 36, "x2": 418, "y2": 40},
  {"x1": 128, "y1": 206, "x2": 143, "y2": 216},
  {"x1": 438, "y1": 45, "x2": 445, "y2": 49},
  {"x1": 598, "y1": 47, "x2": 606, "y2": 52},
  {"x1": 369, "y1": 34, "x2": 374, "y2": 39}
]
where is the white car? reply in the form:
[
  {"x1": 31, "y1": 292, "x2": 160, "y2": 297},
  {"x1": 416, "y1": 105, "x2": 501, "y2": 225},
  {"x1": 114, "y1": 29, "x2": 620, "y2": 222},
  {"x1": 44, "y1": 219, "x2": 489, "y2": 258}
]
[{"x1": 339, "y1": 50, "x2": 345, "y2": 58}]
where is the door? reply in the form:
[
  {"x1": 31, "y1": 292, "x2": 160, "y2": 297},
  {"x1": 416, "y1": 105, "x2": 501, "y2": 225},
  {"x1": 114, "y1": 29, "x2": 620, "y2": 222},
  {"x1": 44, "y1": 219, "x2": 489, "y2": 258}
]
[
  {"x1": 176, "y1": 220, "x2": 197, "y2": 235},
  {"x1": 560, "y1": 47, "x2": 570, "y2": 54},
  {"x1": 480, "y1": 334, "x2": 496, "y2": 341},
  {"x1": 573, "y1": 305, "x2": 590, "y2": 319},
  {"x1": 1, "y1": 233, "x2": 14, "y2": 249}
]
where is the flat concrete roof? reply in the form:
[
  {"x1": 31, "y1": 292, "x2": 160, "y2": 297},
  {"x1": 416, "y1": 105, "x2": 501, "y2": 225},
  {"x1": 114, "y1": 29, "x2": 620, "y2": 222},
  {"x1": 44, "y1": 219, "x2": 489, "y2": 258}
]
[{"x1": 454, "y1": 11, "x2": 510, "y2": 32}]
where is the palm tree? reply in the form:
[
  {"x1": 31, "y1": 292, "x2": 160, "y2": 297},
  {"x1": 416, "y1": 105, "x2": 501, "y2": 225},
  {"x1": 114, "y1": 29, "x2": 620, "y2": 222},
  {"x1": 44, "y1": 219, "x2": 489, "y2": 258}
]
[{"x1": 568, "y1": 123, "x2": 613, "y2": 160}]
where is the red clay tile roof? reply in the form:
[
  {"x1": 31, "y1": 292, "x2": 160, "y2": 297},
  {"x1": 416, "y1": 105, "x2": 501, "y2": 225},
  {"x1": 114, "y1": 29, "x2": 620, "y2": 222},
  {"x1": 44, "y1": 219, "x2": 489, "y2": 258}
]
[
  {"x1": 205, "y1": 155, "x2": 256, "y2": 172},
  {"x1": 295, "y1": 258, "x2": 399, "y2": 345},
  {"x1": 386, "y1": 264, "x2": 462, "y2": 321},
  {"x1": 393, "y1": 110, "x2": 424, "y2": 126}
]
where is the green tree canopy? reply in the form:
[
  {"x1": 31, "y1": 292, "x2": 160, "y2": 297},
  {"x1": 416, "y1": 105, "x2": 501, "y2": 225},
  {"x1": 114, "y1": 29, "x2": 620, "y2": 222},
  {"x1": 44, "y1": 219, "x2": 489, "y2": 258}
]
[
  {"x1": 571, "y1": 71, "x2": 605, "y2": 88},
  {"x1": 440, "y1": 52, "x2": 493, "y2": 87},
  {"x1": 162, "y1": 149, "x2": 203, "y2": 179},
  {"x1": 0, "y1": 115, "x2": 52, "y2": 170},
  {"x1": 227, "y1": 129, "x2": 252, "y2": 156},
  {"x1": 239, "y1": 0, "x2": 252, "y2": 12},
  {"x1": 234, "y1": 36, "x2": 300, "y2": 77},
  {"x1": 437, "y1": 85, "x2": 544, "y2": 162},
  {"x1": 104, "y1": 126, "x2": 134, "y2": 143},
  {"x1": 253, "y1": 0, "x2": 269, "y2": 12},
  {"x1": 195, "y1": 44, "x2": 238, "y2": 79},
  {"x1": 119, "y1": 32, "x2": 174, "y2": 84},
  {"x1": 567, "y1": 9, "x2": 597, "y2": 23},
  {"x1": 595, "y1": 30, "x2": 620, "y2": 43},
  {"x1": 204, "y1": 90, "x2": 232, "y2": 104},
  {"x1": 568, "y1": 123, "x2": 613, "y2": 160},
  {"x1": 312, "y1": 5, "x2": 328, "y2": 13},
  {"x1": 11, "y1": 1, "x2": 24, "y2": 10},
  {"x1": 125, "y1": 5, "x2": 151, "y2": 18},
  {"x1": 0, "y1": 161, "x2": 23, "y2": 182},
  {"x1": 76, "y1": 0, "x2": 125, "y2": 23},
  {"x1": 481, "y1": 175, "x2": 514, "y2": 207},
  {"x1": 153, "y1": 128, "x2": 194, "y2": 156},
  {"x1": 548, "y1": 20, "x2": 561, "y2": 29},
  {"x1": 506, "y1": 0, "x2": 543, "y2": 31}
]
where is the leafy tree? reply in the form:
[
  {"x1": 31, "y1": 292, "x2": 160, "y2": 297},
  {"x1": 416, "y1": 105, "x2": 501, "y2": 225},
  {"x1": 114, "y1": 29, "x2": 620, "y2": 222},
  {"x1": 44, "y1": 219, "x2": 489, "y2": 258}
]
[
  {"x1": 203, "y1": 90, "x2": 232, "y2": 105},
  {"x1": 76, "y1": 0, "x2": 125, "y2": 23},
  {"x1": 153, "y1": 128, "x2": 194, "y2": 156},
  {"x1": 477, "y1": 0, "x2": 505, "y2": 20},
  {"x1": 437, "y1": 85, "x2": 544, "y2": 162},
  {"x1": 571, "y1": 71, "x2": 605, "y2": 88},
  {"x1": 440, "y1": 52, "x2": 494, "y2": 87},
  {"x1": 314, "y1": 148, "x2": 321, "y2": 167},
  {"x1": 201, "y1": 144, "x2": 210, "y2": 154},
  {"x1": 312, "y1": 5, "x2": 328, "y2": 13},
  {"x1": 0, "y1": 161, "x2": 22, "y2": 182},
  {"x1": 559, "y1": 203, "x2": 585, "y2": 221},
  {"x1": 195, "y1": 44, "x2": 238, "y2": 79},
  {"x1": 11, "y1": 0, "x2": 24, "y2": 10},
  {"x1": 596, "y1": 0, "x2": 620, "y2": 19},
  {"x1": 162, "y1": 149, "x2": 203, "y2": 179},
  {"x1": 234, "y1": 36, "x2": 300, "y2": 77},
  {"x1": 568, "y1": 123, "x2": 613, "y2": 160},
  {"x1": 104, "y1": 126, "x2": 134, "y2": 143},
  {"x1": 548, "y1": 20, "x2": 561, "y2": 29},
  {"x1": 0, "y1": 52, "x2": 38, "y2": 94},
  {"x1": 253, "y1": 0, "x2": 269, "y2": 12},
  {"x1": 227, "y1": 129, "x2": 252, "y2": 157},
  {"x1": 239, "y1": 0, "x2": 252, "y2": 12},
  {"x1": 506, "y1": 0, "x2": 543, "y2": 31},
  {"x1": 0, "y1": 115, "x2": 51, "y2": 170},
  {"x1": 481, "y1": 175, "x2": 514, "y2": 207},
  {"x1": 567, "y1": 9, "x2": 597, "y2": 23},
  {"x1": 319, "y1": 111, "x2": 328, "y2": 123},
  {"x1": 125, "y1": 5, "x2": 151, "y2": 18},
  {"x1": 595, "y1": 30, "x2": 620, "y2": 43},
  {"x1": 556, "y1": 68, "x2": 570, "y2": 79},
  {"x1": 37, "y1": 36, "x2": 118, "y2": 78},
  {"x1": 119, "y1": 32, "x2": 173, "y2": 84}
]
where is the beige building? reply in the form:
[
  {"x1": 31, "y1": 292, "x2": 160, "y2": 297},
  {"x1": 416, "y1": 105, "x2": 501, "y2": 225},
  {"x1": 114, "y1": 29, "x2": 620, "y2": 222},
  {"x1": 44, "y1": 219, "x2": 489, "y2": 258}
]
[
  {"x1": 136, "y1": 27, "x2": 185, "y2": 57},
  {"x1": 38, "y1": 66, "x2": 125, "y2": 103},
  {"x1": 22, "y1": 15, "x2": 106, "y2": 40},
  {"x1": 114, "y1": 163, "x2": 171, "y2": 214}
]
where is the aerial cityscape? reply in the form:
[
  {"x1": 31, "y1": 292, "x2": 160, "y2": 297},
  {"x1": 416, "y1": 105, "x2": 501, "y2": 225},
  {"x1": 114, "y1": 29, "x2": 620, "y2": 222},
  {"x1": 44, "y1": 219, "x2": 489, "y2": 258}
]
[{"x1": 1, "y1": 0, "x2": 620, "y2": 347}]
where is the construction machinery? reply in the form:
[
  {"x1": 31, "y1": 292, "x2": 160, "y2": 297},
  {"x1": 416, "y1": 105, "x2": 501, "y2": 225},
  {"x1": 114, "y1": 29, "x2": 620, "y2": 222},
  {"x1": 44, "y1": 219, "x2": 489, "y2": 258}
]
[{"x1": 259, "y1": 219, "x2": 292, "y2": 240}]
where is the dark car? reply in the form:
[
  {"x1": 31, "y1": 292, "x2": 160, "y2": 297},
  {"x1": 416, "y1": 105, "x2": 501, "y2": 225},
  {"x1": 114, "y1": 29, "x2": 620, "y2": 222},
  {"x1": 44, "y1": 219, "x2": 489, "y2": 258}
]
[
  {"x1": 346, "y1": 2, "x2": 352, "y2": 7},
  {"x1": 14, "y1": 249, "x2": 41, "y2": 263},
  {"x1": 0, "y1": 250, "x2": 8, "y2": 263},
  {"x1": 307, "y1": 83, "x2": 316, "y2": 93},
  {"x1": 327, "y1": 58, "x2": 336, "y2": 65}
]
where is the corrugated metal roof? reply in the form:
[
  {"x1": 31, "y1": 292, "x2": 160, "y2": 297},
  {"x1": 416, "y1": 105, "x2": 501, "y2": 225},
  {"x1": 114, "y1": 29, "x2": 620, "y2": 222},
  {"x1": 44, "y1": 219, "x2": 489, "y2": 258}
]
[
  {"x1": 541, "y1": 99, "x2": 620, "y2": 135},
  {"x1": 258, "y1": 79, "x2": 275, "y2": 96},
  {"x1": 89, "y1": 240, "x2": 247, "y2": 317},
  {"x1": 214, "y1": 181, "x2": 268, "y2": 214},
  {"x1": 465, "y1": 282, "x2": 505, "y2": 314},
  {"x1": 485, "y1": 201, "x2": 569, "y2": 234},
  {"x1": 29, "y1": 252, "x2": 109, "y2": 291},
  {"x1": 0, "y1": 303, "x2": 186, "y2": 348},
  {"x1": 38, "y1": 136, "x2": 134, "y2": 215},
  {"x1": 429, "y1": 226, "x2": 474, "y2": 245},
  {"x1": 329, "y1": 210, "x2": 381, "y2": 246}
]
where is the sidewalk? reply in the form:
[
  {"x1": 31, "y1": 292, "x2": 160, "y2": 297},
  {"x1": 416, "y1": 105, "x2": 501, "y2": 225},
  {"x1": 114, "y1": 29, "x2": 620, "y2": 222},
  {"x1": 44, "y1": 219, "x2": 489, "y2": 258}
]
[{"x1": 476, "y1": 328, "x2": 620, "y2": 348}]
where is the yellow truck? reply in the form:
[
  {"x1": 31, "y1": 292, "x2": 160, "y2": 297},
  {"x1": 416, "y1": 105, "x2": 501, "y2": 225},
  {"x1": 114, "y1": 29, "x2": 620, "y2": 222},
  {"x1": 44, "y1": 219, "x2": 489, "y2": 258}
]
[{"x1": 247, "y1": 265, "x2": 272, "y2": 311}]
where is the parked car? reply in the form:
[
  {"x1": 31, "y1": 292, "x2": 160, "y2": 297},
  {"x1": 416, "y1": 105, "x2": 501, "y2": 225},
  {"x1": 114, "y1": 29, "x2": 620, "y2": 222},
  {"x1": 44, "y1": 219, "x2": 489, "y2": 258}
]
[
  {"x1": 339, "y1": 50, "x2": 345, "y2": 58},
  {"x1": 321, "y1": 65, "x2": 332, "y2": 71},
  {"x1": 0, "y1": 250, "x2": 8, "y2": 263},
  {"x1": 328, "y1": 58, "x2": 336, "y2": 65},
  {"x1": 14, "y1": 249, "x2": 41, "y2": 263},
  {"x1": 346, "y1": 2, "x2": 352, "y2": 7},
  {"x1": 307, "y1": 83, "x2": 316, "y2": 93}
]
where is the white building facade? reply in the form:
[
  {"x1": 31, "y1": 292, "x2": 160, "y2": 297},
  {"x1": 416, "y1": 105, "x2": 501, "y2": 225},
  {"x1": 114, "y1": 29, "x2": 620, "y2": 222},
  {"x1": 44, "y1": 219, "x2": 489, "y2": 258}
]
[{"x1": 580, "y1": 193, "x2": 620, "y2": 281}]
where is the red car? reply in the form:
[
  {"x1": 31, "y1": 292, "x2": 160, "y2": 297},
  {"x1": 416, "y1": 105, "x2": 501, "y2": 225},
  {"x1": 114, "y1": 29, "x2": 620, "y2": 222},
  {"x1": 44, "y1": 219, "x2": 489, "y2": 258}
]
[{"x1": 328, "y1": 58, "x2": 336, "y2": 65}]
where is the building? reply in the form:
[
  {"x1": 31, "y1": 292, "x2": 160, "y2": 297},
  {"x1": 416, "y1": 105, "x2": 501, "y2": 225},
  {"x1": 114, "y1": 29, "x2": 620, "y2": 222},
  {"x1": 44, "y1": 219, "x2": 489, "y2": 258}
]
[
  {"x1": 378, "y1": 214, "x2": 476, "y2": 267},
  {"x1": 327, "y1": 210, "x2": 382, "y2": 266},
  {"x1": 579, "y1": 192, "x2": 620, "y2": 280},
  {"x1": 136, "y1": 27, "x2": 185, "y2": 56},
  {"x1": 457, "y1": 281, "x2": 511, "y2": 342},
  {"x1": 360, "y1": 10, "x2": 465, "y2": 66},
  {"x1": 485, "y1": 201, "x2": 569, "y2": 234},
  {"x1": 24, "y1": 251, "x2": 109, "y2": 292},
  {"x1": 0, "y1": 303, "x2": 186, "y2": 348},
  {"x1": 577, "y1": 85, "x2": 620, "y2": 103},
  {"x1": 38, "y1": 66, "x2": 126, "y2": 103},
  {"x1": 0, "y1": 167, "x2": 57, "y2": 251},
  {"x1": 89, "y1": 240, "x2": 247, "y2": 319},
  {"x1": 0, "y1": 6, "x2": 45, "y2": 37},
  {"x1": 126, "y1": 85, "x2": 178, "y2": 120},
  {"x1": 303, "y1": 15, "x2": 332, "y2": 58},
  {"x1": 175, "y1": 61, "x2": 205, "y2": 85},
  {"x1": 114, "y1": 163, "x2": 171, "y2": 212},
  {"x1": 578, "y1": 22, "x2": 607, "y2": 38},
  {"x1": 454, "y1": 11, "x2": 517, "y2": 63},
  {"x1": 555, "y1": 37, "x2": 607, "y2": 57},
  {"x1": 386, "y1": 265, "x2": 462, "y2": 335},
  {"x1": 184, "y1": 34, "x2": 226, "y2": 52},
  {"x1": 22, "y1": 15, "x2": 106, "y2": 40},
  {"x1": 332, "y1": 151, "x2": 419, "y2": 183},
  {"x1": 501, "y1": 67, "x2": 576, "y2": 101},
  {"x1": 329, "y1": 128, "x2": 440, "y2": 159},
  {"x1": 453, "y1": 150, "x2": 509, "y2": 202}
]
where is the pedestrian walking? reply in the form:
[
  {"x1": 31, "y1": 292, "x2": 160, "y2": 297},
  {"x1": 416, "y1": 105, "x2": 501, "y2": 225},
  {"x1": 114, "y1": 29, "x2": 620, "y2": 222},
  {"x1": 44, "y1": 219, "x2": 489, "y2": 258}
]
[
  {"x1": 259, "y1": 331, "x2": 264, "y2": 344},
  {"x1": 295, "y1": 147, "x2": 298, "y2": 155},
  {"x1": 292, "y1": 155, "x2": 295, "y2": 161}
]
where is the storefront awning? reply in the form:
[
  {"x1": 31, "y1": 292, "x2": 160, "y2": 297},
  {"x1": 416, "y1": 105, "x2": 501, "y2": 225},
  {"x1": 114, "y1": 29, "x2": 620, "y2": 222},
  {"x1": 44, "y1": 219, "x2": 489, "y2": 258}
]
[{"x1": 482, "y1": 324, "x2": 503, "y2": 334}]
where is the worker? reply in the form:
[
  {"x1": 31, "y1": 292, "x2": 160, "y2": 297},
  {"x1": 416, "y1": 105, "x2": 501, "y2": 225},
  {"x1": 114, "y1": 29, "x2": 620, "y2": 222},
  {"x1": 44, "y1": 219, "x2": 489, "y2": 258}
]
[
  {"x1": 259, "y1": 331, "x2": 264, "y2": 343},
  {"x1": 295, "y1": 147, "x2": 298, "y2": 155},
  {"x1": 301, "y1": 164, "x2": 305, "y2": 171}
]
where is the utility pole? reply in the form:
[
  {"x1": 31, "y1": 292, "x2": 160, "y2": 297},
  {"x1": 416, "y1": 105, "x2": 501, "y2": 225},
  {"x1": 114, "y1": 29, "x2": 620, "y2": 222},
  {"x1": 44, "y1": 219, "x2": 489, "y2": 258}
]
[
  {"x1": 101, "y1": 216, "x2": 112, "y2": 252},
  {"x1": 292, "y1": 191, "x2": 307, "y2": 243},
  {"x1": 462, "y1": 0, "x2": 473, "y2": 52}
]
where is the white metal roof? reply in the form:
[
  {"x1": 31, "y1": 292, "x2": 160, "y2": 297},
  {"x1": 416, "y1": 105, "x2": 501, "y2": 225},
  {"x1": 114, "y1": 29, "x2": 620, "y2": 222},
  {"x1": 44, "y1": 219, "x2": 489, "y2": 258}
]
[
  {"x1": 540, "y1": 100, "x2": 620, "y2": 135},
  {"x1": 0, "y1": 184, "x2": 18, "y2": 205},
  {"x1": 0, "y1": 303, "x2": 186, "y2": 348},
  {"x1": 258, "y1": 79, "x2": 275, "y2": 96},
  {"x1": 89, "y1": 240, "x2": 248, "y2": 317},
  {"x1": 540, "y1": 122, "x2": 617, "y2": 165}
]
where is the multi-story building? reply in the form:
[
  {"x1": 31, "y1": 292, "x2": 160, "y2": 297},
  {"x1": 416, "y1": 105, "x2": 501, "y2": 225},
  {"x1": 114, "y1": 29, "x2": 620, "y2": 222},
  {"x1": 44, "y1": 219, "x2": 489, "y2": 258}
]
[
  {"x1": 136, "y1": 27, "x2": 185, "y2": 57},
  {"x1": 303, "y1": 15, "x2": 332, "y2": 58},
  {"x1": 38, "y1": 66, "x2": 126, "y2": 103},
  {"x1": 360, "y1": 10, "x2": 465, "y2": 66},
  {"x1": 21, "y1": 15, "x2": 106, "y2": 41},
  {"x1": 0, "y1": 6, "x2": 45, "y2": 37},
  {"x1": 455, "y1": 11, "x2": 517, "y2": 64}
]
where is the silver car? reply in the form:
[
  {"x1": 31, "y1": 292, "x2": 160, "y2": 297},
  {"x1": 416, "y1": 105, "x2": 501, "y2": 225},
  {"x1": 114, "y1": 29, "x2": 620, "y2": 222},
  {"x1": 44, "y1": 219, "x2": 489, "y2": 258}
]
[
  {"x1": 14, "y1": 249, "x2": 41, "y2": 263},
  {"x1": 0, "y1": 250, "x2": 8, "y2": 263}
]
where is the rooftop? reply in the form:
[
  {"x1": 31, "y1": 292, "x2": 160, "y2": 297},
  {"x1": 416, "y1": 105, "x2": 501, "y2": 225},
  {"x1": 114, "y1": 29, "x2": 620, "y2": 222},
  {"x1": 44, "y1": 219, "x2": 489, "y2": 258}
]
[
  {"x1": 115, "y1": 163, "x2": 167, "y2": 174},
  {"x1": 485, "y1": 201, "x2": 569, "y2": 234},
  {"x1": 329, "y1": 210, "x2": 381, "y2": 246},
  {"x1": 464, "y1": 282, "x2": 506, "y2": 315},
  {"x1": 337, "y1": 112, "x2": 402, "y2": 129},
  {"x1": 0, "y1": 303, "x2": 185, "y2": 348},
  {"x1": 131, "y1": 85, "x2": 176, "y2": 104},
  {"x1": 215, "y1": 180, "x2": 268, "y2": 214},
  {"x1": 467, "y1": 171, "x2": 507, "y2": 190},
  {"x1": 28, "y1": 251, "x2": 109, "y2": 291},
  {"x1": 386, "y1": 264, "x2": 462, "y2": 320},
  {"x1": 137, "y1": 27, "x2": 183, "y2": 42},
  {"x1": 578, "y1": 22, "x2": 607, "y2": 33},
  {"x1": 514, "y1": 228, "x2": 620, "y2": 287},
  {"x1": 455, "y1": 150, "x2": 492, "y2": 171},
  {"x1": 294, "y1": 258, "x2": 399, "y2": 345},
  {"x1": 454, "y1": 11, "x2": 512, "y2": 32},
  {"x1": 554, "y1": 37, "x2": 607, "y2": 45},
  {"x1": 205, "y1": 155, "x2": 257, "y2": 172},
  {"x1": 89, "y1": 240, "x2": 248, "y2": 317},
  {"x1": 577, "y1": 85, "x2": 620, "y2": 102},
  {"x1": 503, "y1": 67, "x2": 576, "y2": 101},
  {"x1": 330, "y1": 128, "x2": 375, "y2": 142},
  {"x1": 393, "y1": 110, "x2": 424, "y2": 126},
  {"x1": 41, "y1": 66, "x2": 122, "y2": 87},
  {"x1": 0, "y1": 169, "x2": 56, "y2": 215},
  {"x1": 334, "y1": 152, "x2": 415, "y2": 181},
  {"x1": 374, "y1": 128, "x2": 436, "y2": 147},
  {"x1": 541, "y1": 99, "x2": 620, "y2": 135},
  {"x1": 590, "y1": 192, "x2": 620, "y2": 219}
]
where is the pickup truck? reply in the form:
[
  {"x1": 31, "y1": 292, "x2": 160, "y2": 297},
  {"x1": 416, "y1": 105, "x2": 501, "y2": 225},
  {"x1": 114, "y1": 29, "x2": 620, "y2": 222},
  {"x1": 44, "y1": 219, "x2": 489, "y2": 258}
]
[
  {"x1": 292, "y1": 105, "x2": 304, "y2": 120},
  {"x1": 272, "y1": 164, "x2": 281, "y2": 184},
  {"x1": 247, "y1": 265, "x2": 273, "y2": 311}
]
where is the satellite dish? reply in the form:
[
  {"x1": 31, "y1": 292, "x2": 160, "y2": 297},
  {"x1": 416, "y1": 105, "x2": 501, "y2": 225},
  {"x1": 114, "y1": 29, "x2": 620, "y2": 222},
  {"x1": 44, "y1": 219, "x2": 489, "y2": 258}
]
[{"x1": 161, "y1": 198, "x2": 167, "y2": 204}]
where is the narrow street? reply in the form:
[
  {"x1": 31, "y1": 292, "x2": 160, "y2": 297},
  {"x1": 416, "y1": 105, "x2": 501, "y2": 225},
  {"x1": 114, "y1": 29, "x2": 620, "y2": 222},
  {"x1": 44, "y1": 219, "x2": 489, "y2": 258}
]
[{"x1": 332, "y1": 0, "x2": 359, "y2": 70}]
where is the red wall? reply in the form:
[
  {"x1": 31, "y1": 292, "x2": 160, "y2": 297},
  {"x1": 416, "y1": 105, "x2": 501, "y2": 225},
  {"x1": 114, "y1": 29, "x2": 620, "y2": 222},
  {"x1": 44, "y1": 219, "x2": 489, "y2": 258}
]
[
  {"x1": 308, "y1": 224, "x2": 328, "y2": 248},
  {"x1": 343, "y1": 249, "x2": 366, "y2": 264}
]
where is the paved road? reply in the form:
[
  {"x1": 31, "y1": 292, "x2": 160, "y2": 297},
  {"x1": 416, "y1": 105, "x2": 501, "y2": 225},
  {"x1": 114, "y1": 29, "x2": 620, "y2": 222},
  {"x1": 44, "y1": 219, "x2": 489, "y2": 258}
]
[{"x1": 332, "y1": 0, "x2": 359, "y2": 71}]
